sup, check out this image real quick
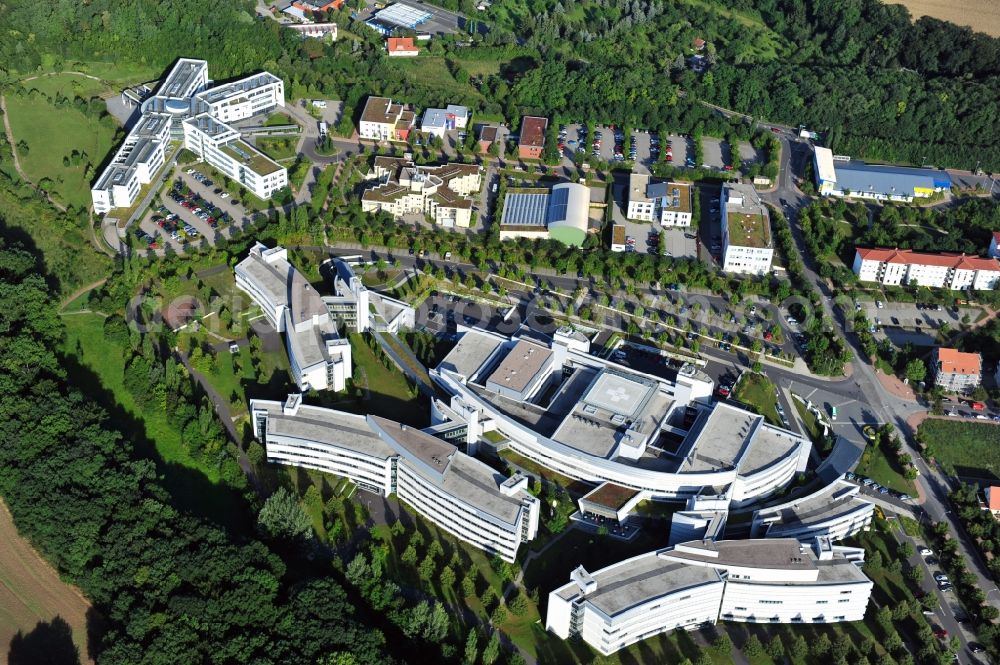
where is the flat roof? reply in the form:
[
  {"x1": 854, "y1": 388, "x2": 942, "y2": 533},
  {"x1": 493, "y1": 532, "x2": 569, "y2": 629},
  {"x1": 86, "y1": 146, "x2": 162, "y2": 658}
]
[
  {"x1": 262, "y1": 403, "x2": 397, "y2": 459},
  {"x1": 221, "y1": 139, "x2": 284, "y2": 176},
  {"x1": 668, "y1": 538, "x2": 814, "y2": 570},
  {"x1": 438, "y1": 330, "x2": 504, "y2": 380},
  {"x1": 649, "y1": 181, "x2": 692, "y2": 213},
  {"x1": 834, "y1": 160, "x2": 951, "y2": 195},
  {"x1": 197, "y1": 72, "x2": 281, "y2": 105},
  {"x1": 557, "y1": 550, "x2": 722, "y2": 617},
  {"x1": 374, "y1": 2, "x2": 432, "y2": 28},
  {"x1": 678, "y1": 402, "x2": 804, "y2": 475},
  {"x1": 519, "y1": 116, "x2": 548, "y2": 148},
  {"x1": 755, "y1": 479, "x2": 871, "y2": 535},
  {"x1": 158, "y1": 58, "x2": 207, "y2": 98},
  {"x1": 724, "y1": 183, "x2": 771, "y2": 249},
  {"x1": 580, "y1": 482, "x2": 640, "y2": 511},
  {"x1": 486, "y1": 339, "x2": 553, "y2": 393},
  {"x1": 814, "y1": 146, "x2": 837, "y2": 183}
]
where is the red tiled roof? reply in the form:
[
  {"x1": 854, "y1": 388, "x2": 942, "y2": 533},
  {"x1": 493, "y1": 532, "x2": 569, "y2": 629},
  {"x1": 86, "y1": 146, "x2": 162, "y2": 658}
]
[
  {"x1": 988, "y1": 486, "x2": 1000, "y2": 511},
  {"x1": 856, "y1": 247, "x2": 1000, "y2": 272},
  {"x1": 387, "y1": 37, "x2": 418, "y2": 54},
  {"x1": 936, "y1": 347, "x2": 981, "y2": 376}
]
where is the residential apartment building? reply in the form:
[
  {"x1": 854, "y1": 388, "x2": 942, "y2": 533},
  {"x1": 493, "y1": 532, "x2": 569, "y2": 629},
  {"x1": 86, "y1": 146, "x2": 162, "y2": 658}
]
[
  {"x1": 721, "y1": 183, "x2": 773, "y2": 275},
  {"x1": 358, "y1": 96, "x2": 416, "y2": 142},
  {"x1": 984, "y1": 486, "x2": 1000, "y2": 518},
  {"x1": 250, "y1": 395, "x2": 540, "y2": 562},
  {"x1": 235, "y1": 243, "x2": 352, "y2": 392},
  {"x1": 546, "y1": 537, "x2": 871, "y2": 656},
  {"x1": 94, "y1": 58, "x2": 288, "y2": 213},
  {"x1": 361, "y1": 156, "x2": 481, "y2": 228},
  {"x1": 420, "y1": 105, "x2": 470, "y2": 138},
  {"x1": 518, "y1": 116, "x2": 548, "y2": 160},
  {"x1": 852, "y1": 248, "x2": 1000, "y2": 290},
  {"x1": 625, "y1": 174, "x2": 692, "y2": 226},
  {"x1": 931, "y1": 347, "x2": 982, "y2": 394}
]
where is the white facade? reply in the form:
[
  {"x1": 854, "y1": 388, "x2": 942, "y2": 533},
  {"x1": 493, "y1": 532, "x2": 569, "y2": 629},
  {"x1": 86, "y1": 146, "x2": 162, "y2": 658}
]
[
  {"x1": 852, "y1": 248, "x2": 1000, "y2": 290},
  {"x1": 235, "y1": 243, "x2": 352, "y2": 392},
  {"x1": 431, "y1": 330, "x2": 809, "y2": 505},
  {"x1": 626, "y1": 174, "x2": 692, "y2": 227},
  {"x1": 183, "y1": 114, "x2": 288, "y2": 200},
  {"x1": 750, "y1": 479, "x2": 874, "y2": 542},
  {"x1": 420, "y1": 105, "x2": 470, "y2": 138},
  {"x1": 94, "y1": 59, "x2": 288, "y2": 214},
  {"x1": 361, "y1": 157, "x2": 480, "y2": 228},
  {"x1": 322, "y1": 258, "x2": 415, "y2": 334},
  {"x1": 721, "y1": 183, "x2": 773, "y2": 275},
  {"x1": 251, "y1": 396, "x2": 540, "y2": 562},
  {"x1": 358, "y1": 96, "x2": 415, "y2": 141},
  {"x1": 547, "y1": 538, "x2": 872, "y2": 656}
]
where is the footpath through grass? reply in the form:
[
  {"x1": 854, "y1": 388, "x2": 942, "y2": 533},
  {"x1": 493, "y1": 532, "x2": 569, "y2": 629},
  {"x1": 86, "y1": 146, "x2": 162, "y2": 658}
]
[{"x1": 919, "y1": 418, "x2": 1000, "y2": 479}]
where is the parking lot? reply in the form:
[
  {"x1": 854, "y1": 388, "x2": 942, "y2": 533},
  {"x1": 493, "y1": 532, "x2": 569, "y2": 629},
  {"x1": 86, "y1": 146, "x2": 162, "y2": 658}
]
[
  {"x1": 738, "y1": 141, "x2": 763, "y2": 167},
  {"x1": 661, "y1": 229, "x2": 698, "y2": 259},
  {"x1": 701, "y1": 136, "x2": 731, "y2": 170}
]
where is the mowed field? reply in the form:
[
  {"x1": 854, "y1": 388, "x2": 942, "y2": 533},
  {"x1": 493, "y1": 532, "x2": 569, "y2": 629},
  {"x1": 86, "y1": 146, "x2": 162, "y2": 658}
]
[
  {"x1": 0, "y1": 500, "x2": 93, "y2": 663},
  {"x1": 892, "y1": 0, "x2": 1000, "y2": 36}
]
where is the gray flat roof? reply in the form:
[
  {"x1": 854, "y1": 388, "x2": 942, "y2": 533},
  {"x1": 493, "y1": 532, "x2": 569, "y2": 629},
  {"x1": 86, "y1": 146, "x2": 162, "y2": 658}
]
[
  {"x1": 437, "y1": 330, "x2": 503, "y2": 380},
  {"x1": 374, "y1": 2, "x2": 432, "y2": 27},
  {"x1": 757, "y1": 480, "x2": 872, "y2": 536},
  {"x1": 668, "y1": 538, "x2": 813, "y2": 570},
  {"x1": 370, "y1": 416, "x2": 455, "y2": 471},
  {"x1": 486, "y1": 339, "x2": 552, "y2": 393},
  {"x1": 262, "y1": 404, "x2": 396, "y2": 459},
  {"x1": 441, "y1": 452, "x2": 525, "y2": 523},
  {"x1": 557, "y1": 550, "x2": 721, "y2": 617},
  {"x1": 678, "y1": 402, "x2": 804, "y2": 475},
  {"x1": 834, "y1": 160, "x2": 951, "y2": 195},
  {"x1": 197, "y1": 72, "x2": 281, "y2": 105},
  {"x1": 159, "y1": 58, "x2": 207, "y2": 98}
]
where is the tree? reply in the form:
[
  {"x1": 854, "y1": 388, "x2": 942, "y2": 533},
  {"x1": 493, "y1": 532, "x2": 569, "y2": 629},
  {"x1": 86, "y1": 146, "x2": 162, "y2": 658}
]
[
  {"x1": 257, "y1": 487, "x2": 313, "y2": 543},
  {"x1": 905, "y1": 358, "x2": 927, "y2": 383},
  {"x1": 811, "y1": 633, "x2": 832, "y2": 658},
  {"x1": 713, "y1": 633, "x2": 732, "y2": 655},
  {"x1": 765, "y1": 635, "x2": 784, "y2": 660},
  {"x1": 743, "y1": 634, "x2": 764, "y2": 658},
  {"x1": 440, "y1": 565, "x2": 456, "y2": 589},
  {"x1": 482, "y1": 632, "x2": 501, "y2": 665},
  {"x1": 464, "y1": 629, "x2": 478, "y2": 665},
  {"x1": 790, "y1": 634, "x2": 808, "y2": 661}
]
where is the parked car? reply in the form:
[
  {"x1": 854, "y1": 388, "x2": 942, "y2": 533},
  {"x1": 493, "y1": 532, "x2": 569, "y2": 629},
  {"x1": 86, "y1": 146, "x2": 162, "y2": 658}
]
[{"x1": 918, "y1": 547, "x2": 933, "y2": 557}]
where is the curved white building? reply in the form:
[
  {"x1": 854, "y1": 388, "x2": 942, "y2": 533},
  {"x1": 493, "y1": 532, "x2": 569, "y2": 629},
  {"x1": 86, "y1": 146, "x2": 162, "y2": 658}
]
[
  {"x1": 250, "y1": 395, "x2": 539, "y2": 562},
  {"x1": 430, "y1": 330, "x2": 810, "y2": 505},
  {"x1": 236, "y1": 243, "x2": 352, "y2": 392},
  {"x1": 547, "y1": 537, "x2": 872, "y2": 656},
  {"x1": 750, "y1": 477, "x2": 874, "y2": 542}
]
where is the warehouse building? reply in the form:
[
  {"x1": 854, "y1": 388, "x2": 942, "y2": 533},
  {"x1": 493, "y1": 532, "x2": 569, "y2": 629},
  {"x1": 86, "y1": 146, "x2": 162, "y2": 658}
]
[
  {"x1": 250, "y1": 395, "x2": 540, "y2": 562},
  {"x1": 814, "y1": 146, "x2": 951, "y2": 202}
]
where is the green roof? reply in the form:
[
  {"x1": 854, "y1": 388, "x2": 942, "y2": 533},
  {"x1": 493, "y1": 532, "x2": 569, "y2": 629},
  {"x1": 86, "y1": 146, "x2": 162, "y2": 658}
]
[{"x1": 220, "y1": 140, "x2": 283, "y2": 176}]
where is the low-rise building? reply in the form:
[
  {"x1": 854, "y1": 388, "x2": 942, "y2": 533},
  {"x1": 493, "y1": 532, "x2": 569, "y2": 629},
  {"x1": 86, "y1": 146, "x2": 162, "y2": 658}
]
[
  {"x1": 358, "y1": 96, "x2": 416, "y2": 142},
  {"x1": 420, "y1": 104, "x2": 470, "y2": 138},
  {"x1": 361, "y1": 156, "x2": 481, "y2": 228},
  {"x1": 291, "y1": 0, "x2": 344, "y2": 13},
  {"x1": 499, "y1": 182, "x2": 590, "y2": 246},
  {"x1": 546, "y1": 537, "x2": 871, "y2": 656},
  {"x1": 321, "y1": 258, "x2": 415, "y2": 333},
  {"x1": 386, "y1": 37, "x2": 419, "y2": 56},
  {"x1": 989, "y1": 232, "x2": 1000, "y2": 259},
  {"x1": 984, "y1": 486, "x2": 1000, "y2": 518},
  {"x1": 721, "y1": 183, "x2": 773, "y2": 275},
  {"x1": 852, "y1": 248, "x2": 1000, "y2": 290},
  {"x1": 251, "y1": 395, "x2": 540, "y2": 562},
  {"x1": 931, "y1": 347, "x2": 982, "y2": 394},
  {"x1": 625, "y1": 174, "x2": 692, "y2": 226},
  {"x1": 478, "y1": 124, "x2": 500, "y2": 154},
  {"x1": 517, "y1": 116, "x2": 548, "y2": 160},
  {"x1": 284, "y1": 22, "x2": 338, "y2": 40},
  {"x1": 610, "y1": 224, "x2": 626, "y2": 252},
  {"x1": 814, "y1": 146, "x2": 951, "y2": 202},
  {"x1": 235, "y1": 243, "x2": 352, "y2": 392},
  {"x1": 750, "y1": 478, "x2": 874, "y2": 542}
]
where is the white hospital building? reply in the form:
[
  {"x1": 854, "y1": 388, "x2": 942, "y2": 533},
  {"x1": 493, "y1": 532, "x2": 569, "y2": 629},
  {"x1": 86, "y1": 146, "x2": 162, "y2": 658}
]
[
  {"x1": 235, "y1": 243, "x2": 352, "y2": 392},
  {"x1": 546, "y1": 537, "x2": 871, "y2": 655},
  {"x1": 92, "y1": 58, "x2": 288, "y2": 214},
  {"x1": 250, "y1": 395, "x2": 540, "y2": 562}
]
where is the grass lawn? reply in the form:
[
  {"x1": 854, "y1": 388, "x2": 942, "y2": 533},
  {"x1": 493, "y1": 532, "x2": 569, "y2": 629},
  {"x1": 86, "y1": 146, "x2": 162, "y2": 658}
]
[
  {"x1": 385, "y1": 57, "x2": 483, "y2": 101},
  {"x1": 378, "y1": 333, "x2": 434, "y2": 389},
  {"x1": 60, "y1": 312, "x2": 248, "y2": 526},
  {"x1": 256, "y1": 136, "x2": 300, "y2": 161},
  {"x1": 312, "y1": 333, "x2": 429, "y2": 427},
  {"x1": 732, "y1": 372, "x2": 781, "y2": 426},
  {"x1": 6, "y1": 80, "x2": 118, "y2": 209},
  {"x1": 854, "y1": 439, "x2": 917, "y2": 495},
  {"x1": 919, "y1": 418, "x2": 1000, "y2": 479}
]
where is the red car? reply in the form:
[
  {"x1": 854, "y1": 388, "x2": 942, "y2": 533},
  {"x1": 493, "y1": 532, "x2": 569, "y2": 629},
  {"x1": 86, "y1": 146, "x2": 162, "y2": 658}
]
[
  {"x1": 717, "y1": 385, "x2": 731, "y2": 398},
  {"x1": 723, "y1": 165, "x2": 734, "y2": 171},
  {"x1": 665, "y1": 154, "x2": 673, "y2": 162},
  {"x1": 764, "y1": 331, "x2": 773, "y2": 341},
  {"x1": 771, "y1": 127, "x2": 780, "y2": 134}
]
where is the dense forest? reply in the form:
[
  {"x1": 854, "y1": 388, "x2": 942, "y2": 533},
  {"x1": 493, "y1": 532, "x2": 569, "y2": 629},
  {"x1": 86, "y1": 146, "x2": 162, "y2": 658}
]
[
  {"x1": 3, "y1": 0, "x2": 1000, "y2": 170},
  {"x1": 0, "y1": 233, "x2": 392, "y2": 663}
]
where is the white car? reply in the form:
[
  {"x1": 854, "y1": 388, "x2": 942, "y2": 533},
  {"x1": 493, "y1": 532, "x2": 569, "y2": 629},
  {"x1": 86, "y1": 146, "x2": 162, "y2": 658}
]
[
  {"x1": 220, "y1": 193, "x2": 230, "y2": 199},
  {"x1": 918, "y1": 547, "x2": 933, "y2": 557},
  {"x1": 876, "y1": 300, "x2": 885, "y2": 309}
]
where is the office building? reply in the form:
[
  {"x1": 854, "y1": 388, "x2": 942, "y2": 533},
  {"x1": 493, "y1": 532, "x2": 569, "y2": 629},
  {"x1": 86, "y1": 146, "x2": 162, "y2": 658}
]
[
  {"x1": 93, "y1": 59, "x2": 289, "y2": 213},
  {"x1": 361, "y1": 156, "x2": 481, "y2": 228},
  {"x1": 430, "y1": 328, "x2": 810, "y2": 506},
  {"x1": 750, "y1": 478, "x2": 874, "y2": 542},
  {"x1": 814, "y1": 146, "x2": 951, "y2": 202},
  {"x1": 721, "y1": 183, "x2": 773, "y2": 275},
  {"x1": 546, "y1": 537, "x2": 871, "y2": 656},
  {"x1": 250, "y1": 395, "x2": 540, "y2": 561},
  {"x1": 626, "y1": 174, "x2": 692, "y2": 226},
  {"x1": 358, "y1": 96, "x2": 416, "y2": 142},
  {"x1": 499, "y1": 182, "x2": 591, "y2": 246},
  {"x1": 852, "y1": 248, "x2": 1000, "y2": 290},
  {"x1": 420, "y1": 105, "x2": 470, "y2": 138},
  {"x1": 518, "y1": 116, "x2": 548, "y2": 160},
  {"x1": 235, "y1": 243, "x2": 352, "y2": 392},
  {"x1": 931, "y1": 347, "x2": 982, "y2": 394},
  {"x1": 321, "y1": 257, "x2": 415, "y2": 333}
]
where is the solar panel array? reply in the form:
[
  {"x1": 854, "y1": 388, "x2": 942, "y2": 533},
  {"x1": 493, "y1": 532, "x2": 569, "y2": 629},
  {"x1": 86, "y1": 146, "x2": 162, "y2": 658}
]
[{"x1": 501, "y1": 193, "x2": 549, "y2": 226}]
